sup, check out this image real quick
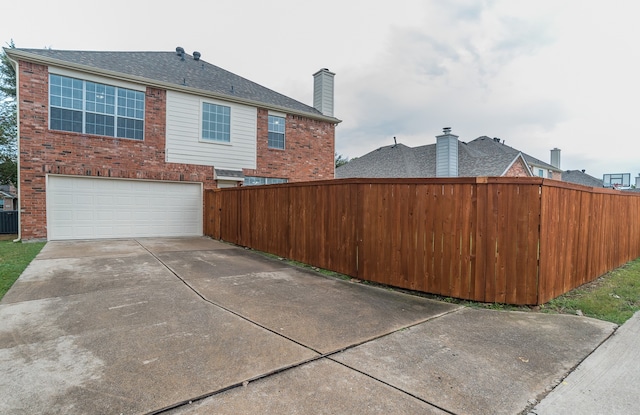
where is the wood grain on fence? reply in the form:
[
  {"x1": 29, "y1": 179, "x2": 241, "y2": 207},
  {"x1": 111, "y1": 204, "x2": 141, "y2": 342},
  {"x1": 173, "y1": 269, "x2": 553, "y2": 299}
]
[{"x1": 205, "y1": 178, "x2": 640, "y2": 305}]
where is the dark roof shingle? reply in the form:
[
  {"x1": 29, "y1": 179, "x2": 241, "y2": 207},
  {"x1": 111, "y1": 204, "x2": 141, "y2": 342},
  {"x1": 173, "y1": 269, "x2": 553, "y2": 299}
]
[
  {"x1": 9, "y1": 48, "x2": 337, "y2": 121},
  {"x1": 562, "y1": 170, "x2": 603, "y2": 187},
  {"x1": 336, "y1": 136, "x2": 551, "y2": 179}
]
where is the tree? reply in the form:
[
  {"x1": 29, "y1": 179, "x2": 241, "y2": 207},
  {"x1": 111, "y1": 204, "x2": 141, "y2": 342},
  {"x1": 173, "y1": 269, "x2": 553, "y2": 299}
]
[
  {"x1": 0, "y1": 40, "x2": 17, "y2": 186},
  {"x1": 335, "y1": 152, "x2": 350, "y2": 168}
]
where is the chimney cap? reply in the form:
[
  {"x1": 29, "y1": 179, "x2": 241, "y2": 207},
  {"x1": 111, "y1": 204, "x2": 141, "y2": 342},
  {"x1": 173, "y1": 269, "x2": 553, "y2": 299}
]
[
  {"x1": 313, "y1": 68, "x2": 336, "y2": 77},
  {"x1": 443, "y1": 127, "x2": 452, "y2": 134}
]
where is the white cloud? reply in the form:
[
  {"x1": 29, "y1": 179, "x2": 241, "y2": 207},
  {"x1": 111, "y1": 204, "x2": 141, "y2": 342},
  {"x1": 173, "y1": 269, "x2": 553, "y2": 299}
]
[{"x1": 2, "y1": 0, "x2": 639, "y2": 178}]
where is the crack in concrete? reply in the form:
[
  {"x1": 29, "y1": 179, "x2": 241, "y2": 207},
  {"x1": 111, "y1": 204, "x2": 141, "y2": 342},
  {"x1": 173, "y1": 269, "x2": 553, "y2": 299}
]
[{"x1": 135, "y1": 239, "x2": 461, "y2": 415}]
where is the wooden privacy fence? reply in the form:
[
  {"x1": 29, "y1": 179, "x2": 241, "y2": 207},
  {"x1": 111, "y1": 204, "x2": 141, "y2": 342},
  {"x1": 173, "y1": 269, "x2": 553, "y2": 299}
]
[{"x1": 204, "y1": 177, "x2": 640, "y2": 305}]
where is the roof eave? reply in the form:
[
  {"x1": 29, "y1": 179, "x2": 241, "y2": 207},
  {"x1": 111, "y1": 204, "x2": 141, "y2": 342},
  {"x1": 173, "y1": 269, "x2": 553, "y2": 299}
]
[
  {"x1": 502, "y1": 153, "x2": 534, "y2": 176},
  {"x1": 6, "y1": 48, "x2": 342, "y2": 124}
]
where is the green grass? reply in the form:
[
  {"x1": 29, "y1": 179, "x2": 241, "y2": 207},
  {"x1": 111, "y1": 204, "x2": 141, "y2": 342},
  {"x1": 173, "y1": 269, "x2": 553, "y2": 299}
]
[
  {"x1": 0, "y1": 240, "x2": 45, "y2": 300},
  {"x1": 543, "y1": 258, "x2": 640, "y2": 325}
]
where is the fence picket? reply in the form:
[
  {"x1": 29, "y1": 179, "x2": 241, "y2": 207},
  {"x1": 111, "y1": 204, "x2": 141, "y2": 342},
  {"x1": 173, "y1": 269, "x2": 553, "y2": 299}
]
[{"x1": 204, "y1": 178, "x2": 640, "y2": 305}]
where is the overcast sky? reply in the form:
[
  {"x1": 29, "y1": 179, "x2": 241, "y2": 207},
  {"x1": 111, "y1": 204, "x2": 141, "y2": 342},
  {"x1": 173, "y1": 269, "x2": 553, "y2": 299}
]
[{"x1": 3, "y1": 0, "x2": 639, "y2": 179}]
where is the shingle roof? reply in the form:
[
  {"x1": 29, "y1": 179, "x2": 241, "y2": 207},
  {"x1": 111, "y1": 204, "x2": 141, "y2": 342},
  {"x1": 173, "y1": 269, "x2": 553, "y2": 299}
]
[
  {"x1": 336, "y1": 135, "x2": 549, "y2": 179},
  {"x1": 562, "y1": 170, "x2": 604, "y2": 187},
  {"x1": 465, "y1": 137, "x2": 560, "y2": 172},
  {"x1": 7, "y1": 48, "x2": 338, "y2": 122}
]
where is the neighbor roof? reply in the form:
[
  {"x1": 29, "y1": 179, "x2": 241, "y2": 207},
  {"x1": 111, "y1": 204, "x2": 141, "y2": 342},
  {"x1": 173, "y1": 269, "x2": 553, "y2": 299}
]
[
  {"x1": 336, "y1": 135, "x2": 553, "y2": 179},
  {"x1": 562, "y1": 170, "x2": 604, "y2": 187},
  {"x1": 6, "y1": 48, "x2": 340, "y2": 123}
]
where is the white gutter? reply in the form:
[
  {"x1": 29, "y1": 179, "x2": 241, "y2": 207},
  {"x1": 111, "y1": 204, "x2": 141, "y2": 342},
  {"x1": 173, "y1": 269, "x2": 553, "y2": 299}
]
[
  {"x1": 6, "y1": 49, "x2": 342, "y2": 125},
  {"x1": 6, "y1": 53, "x2": 21, "y2": 242},
  {"x1": 501, "y1": 152, "x2": 534, "y2": 177}
]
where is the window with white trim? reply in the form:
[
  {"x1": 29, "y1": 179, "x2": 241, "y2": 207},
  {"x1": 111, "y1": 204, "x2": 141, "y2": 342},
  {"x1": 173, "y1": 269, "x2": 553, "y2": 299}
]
[
  {"x1": 244, "y1": 176, "x2": 288, "y2": 186},
  {"x1": 202, "y1": 102, "x2": 230, "y2": 142},
  {"x1": 49, "y1": 74, "x2": 145, "y2": 140},
  {"x1": 268, "y1": 115, "x2": 285, "y2": 149}
]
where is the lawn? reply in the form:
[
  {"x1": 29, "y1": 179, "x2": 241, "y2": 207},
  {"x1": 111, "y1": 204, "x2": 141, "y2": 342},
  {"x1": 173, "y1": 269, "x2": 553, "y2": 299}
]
[
  {"x1": 542, "y1": 258, "x2": 640, "y2": 325},
  {"x1": 0, "y1": 239, "x2": 46, "y2": 300}
]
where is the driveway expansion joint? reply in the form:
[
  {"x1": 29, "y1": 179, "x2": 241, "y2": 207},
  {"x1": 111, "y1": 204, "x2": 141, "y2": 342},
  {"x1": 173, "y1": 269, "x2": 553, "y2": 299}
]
[
  {"x1": 4, "y1": 238, "x2": 615, "y2": 415},
  {"x1": 134, "y1": 239, "x2": 325, "y2": 354}
]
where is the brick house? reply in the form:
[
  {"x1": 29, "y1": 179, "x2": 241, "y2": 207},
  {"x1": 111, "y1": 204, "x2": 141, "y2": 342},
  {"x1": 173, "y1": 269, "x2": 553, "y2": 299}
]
[
  {"x1": 0, "y1": 184, "x2": 17, "y2": 211},
  {"x1": 5, "y1": 47, "x2": 340, "y2": 241},
  {"x1": 336, "y1": 128, "x2": 562, "y2": 179}
]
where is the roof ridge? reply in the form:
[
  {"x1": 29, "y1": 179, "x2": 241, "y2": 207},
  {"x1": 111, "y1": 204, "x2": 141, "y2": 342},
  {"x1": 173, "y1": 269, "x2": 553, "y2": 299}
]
[{"x1": 9, "y1": 48, "x2": 340, "y2": 123}]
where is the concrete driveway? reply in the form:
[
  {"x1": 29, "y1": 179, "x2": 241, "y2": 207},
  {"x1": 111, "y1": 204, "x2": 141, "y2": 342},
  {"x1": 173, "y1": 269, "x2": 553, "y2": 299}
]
[{"x1": 0, "y1": 237, "x2": 615, "y2": 415}]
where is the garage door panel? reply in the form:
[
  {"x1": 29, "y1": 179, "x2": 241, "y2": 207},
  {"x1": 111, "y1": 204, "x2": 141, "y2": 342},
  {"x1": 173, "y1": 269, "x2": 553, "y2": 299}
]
[{"x1": 47, "y1": 176, "x2": 203, "y2": 240}]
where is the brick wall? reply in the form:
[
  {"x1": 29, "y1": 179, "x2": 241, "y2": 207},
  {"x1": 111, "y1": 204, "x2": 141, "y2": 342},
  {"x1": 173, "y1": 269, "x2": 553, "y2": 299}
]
[
  {"x1": 504, "y1": 157, "x2": 531, "y2": 177},
  {"x1": 243, "y1": 108, "x2": 335, "y2": 182},
  {"x1": 549, "y1": 171, "x2": 562, "y2": 180},
  {"x1": 17, "y1": 61, "x2": 336, "y2": 240}
]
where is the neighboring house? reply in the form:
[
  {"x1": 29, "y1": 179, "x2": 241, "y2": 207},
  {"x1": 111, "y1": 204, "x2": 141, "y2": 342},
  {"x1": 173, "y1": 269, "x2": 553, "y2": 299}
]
[
  {"x1": 0, "y1": 184, "x2": 18, "y2": 211},
  {"x1": 5, "y1": 47, "x2": 340, "y2": 240},
  {"x1": 336, "y1": 128, "x2": 562, "y2": 179},
  {"x1": 562, "y1": 170, "x2": 604, "y2": 187}
]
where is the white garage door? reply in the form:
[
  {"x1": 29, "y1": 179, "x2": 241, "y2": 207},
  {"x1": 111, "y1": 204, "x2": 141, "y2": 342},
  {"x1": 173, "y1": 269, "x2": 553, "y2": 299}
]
[{"x1": 47, "y1": 175, "x2": 203, "y2": 240}]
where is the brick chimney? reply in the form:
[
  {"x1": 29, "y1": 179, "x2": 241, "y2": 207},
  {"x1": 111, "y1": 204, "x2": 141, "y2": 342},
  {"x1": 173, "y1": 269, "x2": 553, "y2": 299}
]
[
  {"x1": 436, "y1": 127, "x2": 459, "y2": 177},
  {"x1": 313, "y1": 68, "x2": 335, "y2": 117},
  {"x1": 550, "y1": 148, "x2": 561, "y2": 169}
]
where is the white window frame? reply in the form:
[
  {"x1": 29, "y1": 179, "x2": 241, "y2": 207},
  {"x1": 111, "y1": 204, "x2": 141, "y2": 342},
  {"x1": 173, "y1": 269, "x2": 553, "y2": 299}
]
[
  {"x1": 268, "y1": 113, "x2": 286, "y2": 149},
  {"x1": 244, "y1": 176, "x2": 288, "y2": 186},
  {"x1": 200, "y1": 100, "x2": 231, "y2": 144},
  {"x1": 48, "y1": 74, "x2": 145, "y2": 140}
]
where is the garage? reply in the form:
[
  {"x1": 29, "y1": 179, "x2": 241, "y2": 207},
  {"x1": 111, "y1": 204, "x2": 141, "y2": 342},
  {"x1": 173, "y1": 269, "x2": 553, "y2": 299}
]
[{"x1": 47, "y1": 175, "x2": 203, "y2": 240}]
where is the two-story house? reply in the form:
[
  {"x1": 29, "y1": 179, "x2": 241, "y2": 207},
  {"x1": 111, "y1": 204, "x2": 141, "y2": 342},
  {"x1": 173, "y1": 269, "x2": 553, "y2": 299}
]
[
  {"x1": 5, "y1": 47, "x2": 340, "y2": 241},
  {"x1": 336, "y1": 128, "x2": 562, "y2": 180}
]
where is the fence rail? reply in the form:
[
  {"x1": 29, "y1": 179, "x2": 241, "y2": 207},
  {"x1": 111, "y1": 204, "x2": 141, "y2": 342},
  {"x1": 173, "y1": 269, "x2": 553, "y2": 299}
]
[{"x1": 204, "y1": 178, "x2": 640, "y2": 305}]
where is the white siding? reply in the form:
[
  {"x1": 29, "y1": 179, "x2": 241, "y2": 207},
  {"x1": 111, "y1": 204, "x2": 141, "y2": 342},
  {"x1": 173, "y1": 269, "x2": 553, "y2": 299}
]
[
  {"x1": 166, "y1": 91, "x2": 257, "y2": 170},
  {"x1": 313, "y1": 69, "x2": 335, "y2": 117},
  {"x1": 436, "y1": 136, "x2": 459, "y2": 177}
]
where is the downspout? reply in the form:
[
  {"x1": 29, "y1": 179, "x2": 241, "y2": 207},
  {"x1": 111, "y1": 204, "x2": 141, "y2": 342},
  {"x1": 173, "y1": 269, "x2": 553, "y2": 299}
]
[{"x1": 7, "y1": 55, "x2": 21, "y2": 242}]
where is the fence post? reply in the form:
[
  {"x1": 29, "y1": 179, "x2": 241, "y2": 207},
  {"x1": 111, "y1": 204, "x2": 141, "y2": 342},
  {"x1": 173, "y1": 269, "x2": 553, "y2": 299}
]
[{"x1": 472, "y1": 178, "x2": 487, "y2": 302}]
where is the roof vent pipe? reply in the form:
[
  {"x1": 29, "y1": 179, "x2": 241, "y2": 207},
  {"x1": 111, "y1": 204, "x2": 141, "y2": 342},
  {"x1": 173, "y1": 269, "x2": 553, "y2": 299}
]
[
  {"x1": 176, "y1": 46, "x2": 185, "y2": 56},
  {"x1": 193, "y1": 51, "x2": 201, "y2": 61}
]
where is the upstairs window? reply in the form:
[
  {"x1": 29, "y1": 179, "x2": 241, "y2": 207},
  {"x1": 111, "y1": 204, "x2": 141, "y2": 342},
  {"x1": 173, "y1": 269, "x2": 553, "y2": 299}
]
[
  {"x1": 202, "y1": 102, "x2": 231, "y2": 142},
  {"x1": 49, "y1": 74, "x2": 145, "y2": 140},
  {"x1": 244, "y1": 176, "x2": 288, "y2": 186},
  {"x1": 268, "y1": 115, "x2": 285, "y2": 149}
]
